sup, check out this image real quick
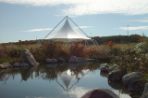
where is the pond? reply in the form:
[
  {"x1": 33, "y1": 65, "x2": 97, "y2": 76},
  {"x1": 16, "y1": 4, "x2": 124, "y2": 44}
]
[{"x1": 0, "y1": 63, "x2": 132, "y2": 98}]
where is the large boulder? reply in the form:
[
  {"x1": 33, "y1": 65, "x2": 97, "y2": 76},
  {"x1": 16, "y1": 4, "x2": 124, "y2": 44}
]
[
  {"x1": 122, "y1": 72, "x2": 143, "y2": 86},
  {"x1": 122, "y1": 72, "x2": 145, "y2": 92},
  {"x1": 0, "y1": 63, "x2": 11, "y2": 69},
  {"x1": 141, "y1": 83, "x2": 148, "y2": 98},
  {"x1": 108, "y1": 69, "x2": 126, "y2": 82},
  {"x1": 81, "y1": 89, "x2": 119, "y2": 98},
  {"x1": 22, "y1": 49, "x2": 39, "y2": 67}
]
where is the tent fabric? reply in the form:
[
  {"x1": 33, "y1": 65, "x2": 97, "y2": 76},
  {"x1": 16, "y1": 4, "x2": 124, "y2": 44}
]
[{"x1": 45, "y1": 17, "x2": 90, "y2": 40}]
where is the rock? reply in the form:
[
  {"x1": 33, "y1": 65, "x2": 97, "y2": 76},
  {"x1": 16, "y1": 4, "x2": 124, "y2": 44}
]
[
  {"x1": 46, "y1": 58, "x2": 58, "y2": 63},
  {"x1": 100, "y1": 63, "x2": 109, "y2": 69},
  {"x1": 108, "y1": 69, "x2": 126, "y2": 82},
  {"x1": 109, "y1": 64, "x2": 119, "y2": 72},
  {"x1": 86, "y1": 58, "x2": 96, "y2": 62},
  {"x1": 100, "y1": 63, "x2": 110, "y2": 74},
  {"x1": 81, "y1": 89, "x2": 119, "y2": 98},
  {"x1": 0, "y1": 63, "x2": 11, "y2": 69},
  {"x1": 122, "y1": 72, "x2": 143, "y2": 86},
  {"x1": 122, "y1": 72, "x2": 145, "y2": 92},
  {"x1": 128, "y1": 79, "x2": 145, "y2": 93},
  {"x1": 141, "y1": 83, "x2": 148, "y2": 98},
  {"x1": 13, "y1": 62, "x2": 30, "y2": 68},
  {"x1": 108, "y1": 80, "x2": 123, "y2": 90},
  {"x1": 69, "y1": 56, "x2": 77, "y2": 63},
  {"x1": 57, "y1": 57, "x2": 65, "y2": 63},
  {"x1": 100, "y1": 63, "x2": 119, "y2": 76},
  {"x1": 69, "y1": 56, "x2": 86, "y2": 63},
  {"x1": 22, "y1": 49, "x2": 39, "y2": 67}
]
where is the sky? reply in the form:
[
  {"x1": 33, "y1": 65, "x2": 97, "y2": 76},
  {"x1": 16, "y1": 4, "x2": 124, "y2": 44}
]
[{"x1": 0, "y1": 0, "x2": 148, "y2": 43}]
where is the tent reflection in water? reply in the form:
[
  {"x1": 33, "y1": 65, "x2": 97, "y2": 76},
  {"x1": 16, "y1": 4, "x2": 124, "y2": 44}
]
[
  {"x1": 44, "y1": 16, "x2": 98, "y2": 46},
  {"x1": 56, "y1": 69, "x2": 89, "y2": 91},
  {"x1": 56, "y1": 69, "x2": 79, "y2": 91}
]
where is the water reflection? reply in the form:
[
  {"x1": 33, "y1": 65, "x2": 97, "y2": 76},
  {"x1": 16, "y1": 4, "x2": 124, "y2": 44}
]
[
  {"x1": 0, "y1": 63, "x2": 133, "y2": 98},
  {"x1": 56, "y1": 69, "x2": 78, "y2": 91}
]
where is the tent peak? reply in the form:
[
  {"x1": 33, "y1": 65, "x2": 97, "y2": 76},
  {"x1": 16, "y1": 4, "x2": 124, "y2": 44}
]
[{"x1": 45, "y1": 16, "x2": 90, "y2": 40}]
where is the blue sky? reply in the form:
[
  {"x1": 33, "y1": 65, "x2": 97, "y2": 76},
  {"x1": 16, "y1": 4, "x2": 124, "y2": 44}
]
[{"x1": 0, "y1": 0, "x2": 148, "y2": 43}]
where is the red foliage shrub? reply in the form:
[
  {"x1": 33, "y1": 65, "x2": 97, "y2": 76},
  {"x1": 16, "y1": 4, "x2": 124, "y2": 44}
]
[{"x1": 107, "y1": 40, "x2": 113, "y2": 48}]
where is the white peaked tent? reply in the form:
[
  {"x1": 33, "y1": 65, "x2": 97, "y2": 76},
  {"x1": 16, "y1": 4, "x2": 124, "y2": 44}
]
[{"x1": 44, "y1": 16, "x2": 90, "y2": 40}]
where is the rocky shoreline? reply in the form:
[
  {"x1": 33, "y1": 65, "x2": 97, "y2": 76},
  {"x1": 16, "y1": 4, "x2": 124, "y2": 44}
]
[
  {"x1": 100, "y1": 63, "x2": 148, "y2": 98},
  {"x1": 0, "y1": 41, "x2": 147, "y2": 98}
]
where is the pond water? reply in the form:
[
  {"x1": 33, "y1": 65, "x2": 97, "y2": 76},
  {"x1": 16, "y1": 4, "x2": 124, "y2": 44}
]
[{"x1": 0, "y1": 63, "x2": 132, "y2": 98}]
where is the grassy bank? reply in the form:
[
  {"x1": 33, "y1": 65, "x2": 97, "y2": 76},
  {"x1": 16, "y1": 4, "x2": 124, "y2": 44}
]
[{"x1": 0, "y1": 37, "x2": 147, "y2": 77}]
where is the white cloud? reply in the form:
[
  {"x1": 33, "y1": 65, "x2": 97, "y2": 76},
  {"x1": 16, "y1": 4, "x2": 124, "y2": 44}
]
[
  {"x1": 64, "y1": 0, "x2": 148, "y2": 16},
  {"x1": 120, "y1": 26, "x2": 148, "y2": 31},
  {"x1": 0, "y1": 0, "x2": 148, "y2": 16},
  {"x1": 0, "y1": 0, "x2": 89, "y2": 6},
  {"x1": 131, "y1": 18, "x2": 148, "y2": 23},
  {"x1": 24, "y1": 28, "x2": 52, "y2": 32}
]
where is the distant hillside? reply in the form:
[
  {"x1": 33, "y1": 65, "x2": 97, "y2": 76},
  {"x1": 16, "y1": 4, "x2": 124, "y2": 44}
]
[{"x1": 93, "y1": 34, "x2": 146, "y2": 44}]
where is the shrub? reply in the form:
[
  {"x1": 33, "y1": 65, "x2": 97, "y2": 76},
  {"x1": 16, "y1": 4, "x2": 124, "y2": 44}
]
[{"x1": 70, "y1": 42, "x2": 85, "y2": 57}]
